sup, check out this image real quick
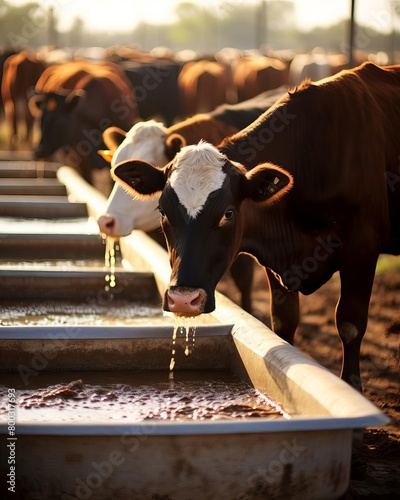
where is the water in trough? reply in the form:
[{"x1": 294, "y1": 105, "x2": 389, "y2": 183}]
[{"x1": 0, "y1": 370, "x2": 289, "y2": 423}]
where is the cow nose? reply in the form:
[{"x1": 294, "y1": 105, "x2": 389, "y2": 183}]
[
  {"x1": 167, "y1": 287, "x2": 207, "y2": 316},
  {"x1": 97, "y1": 215, "x2": 116, "y2": 236}
]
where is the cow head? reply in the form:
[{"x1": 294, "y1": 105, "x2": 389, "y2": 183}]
[
  {"x1": 112, "y1": 141, "x2": 293, "y2": 316},
  {"x1": 30, "y1": 89, "x2": 86, "y2": 159},
  {"x1": 96, "y1": 120, "x2": 178, "y2": 237}
]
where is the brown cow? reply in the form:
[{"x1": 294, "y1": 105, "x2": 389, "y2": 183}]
[
  {"x1": 1, "y1": 50, "x2": 46, "y2": 149},
  {"x1": 30, "y1": 60, "x2": 137, "y2": 184},
  {"x1": 178, "y1": 60, "x2": 231, "y2": 117}
]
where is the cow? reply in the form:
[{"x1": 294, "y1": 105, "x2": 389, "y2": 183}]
[
  {"x1": 178, "y1": 60, "x2": 231, "y2": 117},
  {"x1": 1, "y1": 50, "x2": 46, "y2": 149},
  {"x1": 111, "y1": 62, "x2": 400, "y2": 392},
  {"x1": 29, "y1": 60, "x2": 137, "y2": 184},
  {"x1": 97, "y1": 87, "x2": 288, "y2": 313}
]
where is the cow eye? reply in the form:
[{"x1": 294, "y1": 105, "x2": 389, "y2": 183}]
[
  {"x1": 218, "y1": 209, "x2": 234, "y2": 228},
  {"x1": 224, "y1": 210, "x2": 233, "y2": 220}
]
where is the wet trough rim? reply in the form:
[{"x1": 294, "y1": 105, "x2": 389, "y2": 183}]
[
  {"x1": 0, "y1": 416, "x2": 387, "y2": 436},
  {"x1": 0, "y1": 324, "x2": 233, "y2": 338}
]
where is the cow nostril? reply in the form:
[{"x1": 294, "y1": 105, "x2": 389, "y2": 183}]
[
  {"x1": 97, "y1": 216, "x2": 116, "y2": 235},
  {"x1": 189, "y1": 292, "x2": 201, "y2": 306}
]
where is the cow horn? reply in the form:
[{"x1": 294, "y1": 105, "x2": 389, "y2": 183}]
[
  {"x1": 28, "y1": 94, "x2": 44, "y2": 117},
  {"x1": 97, "y1": 150, "x2": 114, "y2": 163},
  {"x1": 165, "y1": 133, "x2": 186, "y2": 160},
  {"x1": 102, "y1": 127, "x2": 127, "y2": 151}
]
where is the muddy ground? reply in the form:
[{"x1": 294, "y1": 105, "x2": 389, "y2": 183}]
[{"x1": 218, "y1": 258, "x2": 400, "y2": 499}]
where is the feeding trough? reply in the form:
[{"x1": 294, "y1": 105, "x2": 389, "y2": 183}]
[{"x1": 0, "y1": 166, "x2": 389, "y2": 500}]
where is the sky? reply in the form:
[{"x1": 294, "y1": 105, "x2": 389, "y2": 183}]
[{"x1": 6, "y1": 0, "x2": 398, "y2": 34}]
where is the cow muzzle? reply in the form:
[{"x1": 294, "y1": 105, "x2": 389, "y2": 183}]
[
  {"x1": 165, "y1": 286, "x2": 207, "y2": 317},
  {"x1": 97, "y1": 215, "x2": 123, "y2": 237}
]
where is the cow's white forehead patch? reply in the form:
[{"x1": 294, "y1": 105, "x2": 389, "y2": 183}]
[
  {"x1": 170, "y1": 141, "x2": 227, "y2": 218},
  {"x1": 112, "y1": 120, "x2": 168, "y2": 167}
]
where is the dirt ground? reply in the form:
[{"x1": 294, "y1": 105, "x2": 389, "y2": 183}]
[{"x1": 218, "y1": 257, "x2": 400, "y2": 499}]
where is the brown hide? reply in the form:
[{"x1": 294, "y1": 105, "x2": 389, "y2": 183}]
[
  {"x1": 232, "y1": 56, "x2": 289, "y2": 102},
  {"x1": 1, "y1": 50, "x2": 46, "y2": 149},
  {"x1": 178, "y1": 60, "x2": 230, "y2": 117}
]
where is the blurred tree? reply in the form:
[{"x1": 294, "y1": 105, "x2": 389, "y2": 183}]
[
  {"x1": 391, "y1": 0, "x2": 400, "y2": 62},
  {"x1": 0, "y1": 0, "x2": 397, "y2": 61},
  {"x1": 0, "y1": 1, "x2": 49, "y2": 49},
  {"x1": 69, "y1": 16, "x2": 84, "y2": 49}
]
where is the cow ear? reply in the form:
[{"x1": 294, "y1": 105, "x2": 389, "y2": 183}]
[
  {"x1": 244, "y1": 163, "x2": 293, "y2": 203},
  {"x1": 102, "y1": 126, "x2": 127, "y2": 152},
  {"x1": 165, "y1": 133, "x2": 186, "y2": 161},
  {"x1": 111, "y1": 159, "x2": 166, "y2": 198}
]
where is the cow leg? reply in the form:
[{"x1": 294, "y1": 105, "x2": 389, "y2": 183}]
[
  {"x1": 229, "y1": 254, "x2": 254, "y2": 313},
  {"x1": 4, "y1": 100, "x2": 16, "y2": 149},
  {"x1": 335, "y1": 254, "x2": 378, "y2": 392},
  {"x1": 265, "y1": 268, "x2": 299, "y2": 344},
  {"x1": 25, "y1": 104, "x2": 35, "y2": 149}
]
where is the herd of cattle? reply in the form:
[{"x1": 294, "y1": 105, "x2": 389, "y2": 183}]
[
  {"x1": 1, "y1": 45, "x2": 399, "y2": 394},
  {"x1": 0, "y1": 46, "x2": 353, "y2": 181}
]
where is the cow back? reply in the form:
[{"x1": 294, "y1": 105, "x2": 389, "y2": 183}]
[{"x1": 222, "y1": 62, "x2": 400, "y2": 228}]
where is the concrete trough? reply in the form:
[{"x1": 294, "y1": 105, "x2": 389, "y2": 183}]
[
  {"x1": 0, "y1": 178, "x2": 67, "y2": 196},
  {"x1": 0, "y1": 325, "x2": 233, "y2": 372},
  {"x1": 0, "y1": 215, "x2": 106, "y2": 260},
  {"x1": 0, "y1": 321, "x2": 388, "y2": 500},
  {"x1": 0, "y1": 160, "x2": 59, "y2": 178},
  {"x1": 0, "y1": 269, "x2": 159, "y2": 301},
  {"x1": 0, "y1": 233, "x2": 106, "y2": 260},
  {"x1": 0, "y1": 195, "x2": 88, "y2": 218}
]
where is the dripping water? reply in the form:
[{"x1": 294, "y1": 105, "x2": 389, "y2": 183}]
[
  {"x1": 103, "y1": 235, "x2": 119, "y2": 292},
  {"x1": 169, "y1": 316, "x2": 197, "y2": 380}
]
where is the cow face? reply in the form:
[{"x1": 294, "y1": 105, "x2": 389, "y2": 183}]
[
  {"x1": 30, "y1": 90, "x2": 85, "y2": 158},
  {"x1": 112, "y1": 141, "x2": 292, "y2": 316}
]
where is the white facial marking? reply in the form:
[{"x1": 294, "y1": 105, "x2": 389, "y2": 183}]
[
  {"x1": 170, "y1": 141, "x2": 227, "y2": 218},
  {"x1": 112, "y1": 120, "x2": 168, "y2": 167}
]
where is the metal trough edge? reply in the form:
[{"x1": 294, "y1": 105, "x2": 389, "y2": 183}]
[
  {"x1": 10, "y1": 415, "x2": 381, "y2": 436},
  {"x1": 57, "y1": 165, "x2": 108, "y2": 219},
  {"x1": 0, "y1": 324, "x2": 233, "y2": 339}
]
